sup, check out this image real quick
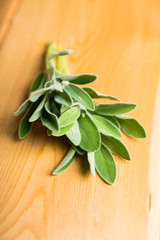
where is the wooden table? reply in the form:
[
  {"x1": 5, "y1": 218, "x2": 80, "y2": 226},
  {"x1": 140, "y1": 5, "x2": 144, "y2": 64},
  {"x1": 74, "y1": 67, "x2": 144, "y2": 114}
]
[{"x1": 0, "y1": 0, "x2": 160, "y2": 239}]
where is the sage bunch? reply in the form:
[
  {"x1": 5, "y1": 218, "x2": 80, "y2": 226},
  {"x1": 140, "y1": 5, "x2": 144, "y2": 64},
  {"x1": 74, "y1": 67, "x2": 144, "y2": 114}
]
[{"x1": 14, "y1": 42, "x2": 146, "y2": 184}]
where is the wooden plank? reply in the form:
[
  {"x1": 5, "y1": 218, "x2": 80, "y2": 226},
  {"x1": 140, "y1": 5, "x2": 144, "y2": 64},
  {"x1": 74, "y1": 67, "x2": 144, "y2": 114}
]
[
  {"x1": 0, "y1": 0, "x2": 22, "y2": 45},
  {"x1": 0, "y1": 0, "x2": 160, "y2": 239}
]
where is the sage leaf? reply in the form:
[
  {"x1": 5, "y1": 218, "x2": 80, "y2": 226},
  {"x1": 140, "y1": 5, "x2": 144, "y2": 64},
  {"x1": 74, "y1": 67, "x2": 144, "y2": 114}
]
[
  {"x1": 83, "y1": 87, "x2": 119, "y2": 101},
  {"x1": 14, "y1": 99, "x2": 30, "y2": 116},
  {"x1": 52, "y1": 148, "x2": 76, "y2": 175},
  {"x1": 65, "y1": 84, "x2": 95, "y2": 111},
  {"x1": 95, "y1": 143, "x2": 117, "y2": 184},
  {"x1": 59, "y1": 107, "x2": 80, "y2": 127},
  {"x1": 60, "y1": 73, "x2": 97, "y2": 84},
  {"x1": 104, "y1": 116, "x2": 120, "y2": 129},
  {"x1": 54, "y1": 89, "x2": 73, "y2": 107},
  {"x1": 41, "y1": 110, "x2": 59, "y2": 132},
  {"x1": 116, "y1": 115, "x2": 146, "y2": 138},
  {"x1": 53, "y1": 79, "x2": 63, "y2": 92},
  {"x1": 15, "y1": 73, "x2": 45, "y2": 116},
  {"x1": 78, "y1": 113, "x2": 100, "y2": 152},
  {"x1": 18, "y1": 103, "x2": 38, "y2": 139},
  {"x1": 52, "y1": 122, "x2": 75, "y2": 136},
  {"x1": 87, "y1": 152, "x2": 95, "y2": 176},
  {"x1": 91, "y1": 115, "x2": 122, "y2": 138},
  {"x1": 29, "y1": 72, "x2": 45, "y2": 94},
  {"x1": 29, "y1": 95, "x2": 47, "y2": 122},
  {"x1": 71, "y1": 144, "x2": 85, "y2": 155},
  {"x1": 47, "y1": 129, "x2": 52, "y2": 136},
  {"x1": 48, "y1": 49, "x2": 73, "y2": 60},
  {"x1": 49, "y1": 100, "x2": 60, "y2": 116},
  {"x1": 102, "y1": 135, "x2": 131, "y2": 160},
  {"x1": 29, "y1": 87, "x2": 51, "y2": 102},
  {"x1": 60, "y1": 105, "x2": 69, "y2": 114},
  {"x1": 41, "y1": 102, "x2": 59, "y2": 132},
  {"x1": 66, "y1": 121, "x2": 81, "y2": 146},
  {"x1": 95, "y1": 103, "x2": 137, "y2": 115}
]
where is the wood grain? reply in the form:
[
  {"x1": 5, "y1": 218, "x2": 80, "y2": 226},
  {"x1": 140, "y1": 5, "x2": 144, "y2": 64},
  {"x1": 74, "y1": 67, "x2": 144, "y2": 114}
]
[
  {"x1": 0, "y1": 0, "x2": 160, "y2": 239},
  {"x1": 0, "y1": 0, "x2": 22, "y2": 45}
]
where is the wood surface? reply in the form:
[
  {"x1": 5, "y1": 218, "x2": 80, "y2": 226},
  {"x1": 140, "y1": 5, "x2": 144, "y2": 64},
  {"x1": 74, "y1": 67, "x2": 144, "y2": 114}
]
[
  {"x1": 0, "y1": 0, "x2": 21, "y2": 45},
  {"x1": 0, "y1": 0, "x2": 160, "y2": 239}
]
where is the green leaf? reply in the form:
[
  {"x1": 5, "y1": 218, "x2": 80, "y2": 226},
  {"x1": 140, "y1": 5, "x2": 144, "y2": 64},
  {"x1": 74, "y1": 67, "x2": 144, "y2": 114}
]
[
  {"x1": 66, "y1": 121, "x2": 81, "y2": 146},
  {"x1": 91, "y1": 115, "x2": 122, "y2": 138},
  {"x1": 70, "y1": 144, "x2": 85, "y2": 155},
  {"x1": 60, "y1": 73, "x2": 97, "y2": 84},
  {"x1": 15, "y1": 73, "x2": 45, "y2": 116},
  {"x1": 52, "y1": 148, "x2": 76, "y2": 175},
  {"x1": 49, "y1": 99, "x2": 60, "y2": 116},
  {"x1": 46, "y1": 65, "x2": 55, "y2": 83},
  {"x1": 14, "y1": 99, "x2": 30, "y2": 116},
  {"x1": 54, "y1": 89, "x2": 73, "y2": 107},
  {"x1": 41, "y1": 110, "x2": 59, "y2": 132},
  {"x1": 29, "y1": 95, "x2": 47, "y2": 122},
  {"x1": 65, "y1": 84, "x2": 95, "y2": 111},
  {"x1": 29, "y1": 72, "x2": 45, "y2": 94},
  {"x1": 29, "y1": 87, "x2": 51, "y2": 102},
  {"x1": 18, "y1": 103, "x2": 38, "y2": 139},
  {"x1": 41, "y1": 102, "x2": 59, "y2": 132},
  {"x1": 95, "y1": 143, "x2": 117, "y2": 184},
  {"x1": 102, "y1": 135, "x2": 131, "y2": 160},
  {"x1": 48, "y1": 49, "x2": 73, "y2": 60},
  {"x1": 78, "y1": 113, "x2": 101, "y2": 152},
  {"x1": 116, "y1": 115, "x2": 146, "y2": 138},
  {"x1": 87, "y1": 152, "x2": 95, "y2": 176},
  {"x1": 103, "y1": 116, "x2": 120, "y2": 129},
  {"x1": 52, "y1": 122, "x2": 75, "y2": 136},
  {"x1": 59, "y1": 107, "x2": 80, "y2": 127},
  {"x1": 83, "y1": 87, "x2": 120, "y2": 101},
  {"x1": 47, "y1": 129, "x2": 52, "y2": 136},
  {"x1": 95, "y1": 103, "x2": 137, "y2": 115},
  {"x1": 60, "y1": 105, "x2": 69, "y2": 114},
  {"x1": 53, "y1": 79, "x2": 63, "y2": 92}
]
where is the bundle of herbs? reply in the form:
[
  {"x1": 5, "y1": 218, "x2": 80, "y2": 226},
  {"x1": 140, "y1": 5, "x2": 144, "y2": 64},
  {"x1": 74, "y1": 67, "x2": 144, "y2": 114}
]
[{"x1": 14, "y1": 42, "x2": 146, "y2": 184}]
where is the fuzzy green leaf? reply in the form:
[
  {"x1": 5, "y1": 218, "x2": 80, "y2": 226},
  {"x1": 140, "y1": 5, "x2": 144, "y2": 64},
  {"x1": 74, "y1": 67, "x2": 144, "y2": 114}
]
[
  {"x1": 29, "y1": 95, "x2": 47, "y2": 122},
  {"x1": 59, "y1": 107, "x2": 80, "y2": 127},
  {"x1": 14, "y1": 99, "x2": 30, "y2": 116},
  {"x1": 65, "y1": 84, "x2": 95, "y2": 111},
  {"x1": 52, "y1": 122, "x2": 75, "y2": 136},
  {"x1": 48, "y1": 49, "x2": 73, "y2": 60},
  {"x1": 91, "y1": 115, "x2": 122, "y2": 138},
  {"x1": 29, "y1": 72, "x2": 45, "y2": 94},
  {"x1": 66, "y1": 121, "x2": 81, "y2": 146},
  {"x1": 103, "y1": 116, "x2": 120, "y2": 129},
  {"x1": 102, "y1": 135, "x2": 131, "y2": 160},
  {"x1": 52, "y1": 148, "x2": 76, "y2": 175},
  {"x1": 41, "y1": 102, "x2": 59, "y2": 132},
  {"x1": 95, "y1": 103, "x2": 137, "y2": 116},
  {"x1": 87, "y1": 152, "x2": 96, "y2": 176},
  {"x1": 54, "y1": 89, "x2": 73, "y2": 107},
  {"x1": 78, "y1": 113, "x2": 100, "y2": 152},
  {"x1": 116, "y1": 115, "x2": 146, "y2": 138},
  {"x1": 18, "y1": 103, "x2": 38, "y2": 139},
  {"x1": 29, "y1": 87, "x2": 50, "y2": 102},
  {"x1": 95, "y1": 143, "x2": 117, "y2": 184},
  {"x1": 83, "y1": 87, "x2": 120, "y2": 101},
  {"x1": 60, "y1": 73, "x2": 97, "y2": 84},
  {"x1": 71, "y1": 144, "x2": 85, "y2": 155}
]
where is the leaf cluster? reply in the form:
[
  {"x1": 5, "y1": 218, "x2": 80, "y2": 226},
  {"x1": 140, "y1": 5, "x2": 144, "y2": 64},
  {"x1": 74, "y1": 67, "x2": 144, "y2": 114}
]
[{"x1": 14, "y1": 42, "x2": 146, "y2": 184}]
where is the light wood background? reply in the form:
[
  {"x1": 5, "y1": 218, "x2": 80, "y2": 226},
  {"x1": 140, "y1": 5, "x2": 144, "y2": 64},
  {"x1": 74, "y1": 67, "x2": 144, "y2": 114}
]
[{"x1": 0, "y1": 0, "x2": 160, "y2": 239}]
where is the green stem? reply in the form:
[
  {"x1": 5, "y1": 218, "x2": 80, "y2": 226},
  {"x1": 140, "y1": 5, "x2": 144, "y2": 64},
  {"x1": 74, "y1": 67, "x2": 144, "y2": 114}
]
[{"x1": 45, "y1": 42, "x2": 56, "y2": 69}]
